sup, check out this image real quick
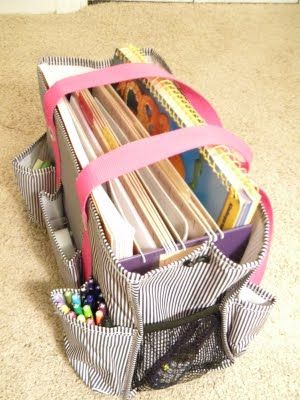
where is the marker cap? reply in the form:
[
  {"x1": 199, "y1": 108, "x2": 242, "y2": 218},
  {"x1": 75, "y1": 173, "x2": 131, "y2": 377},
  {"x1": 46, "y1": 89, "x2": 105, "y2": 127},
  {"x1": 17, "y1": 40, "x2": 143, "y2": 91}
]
[
  {"x1": 71, "y1": 293, "x2": 81, "y2": 306},
  {"x1": 64, "y1": 290, "x2": 73, "y2": 307},
  {"x1": 83, "y1": 305, "x2": 93, "y2": 319},
  {"x1": 73, "y1": 304, "x2": 83, "y2": 315},
  {"x1": 77, "y1": 314, "x2": 86, "y2": 324},
  {"x1": 60, "y1": 304, "x2": 70, "y2": 314}
]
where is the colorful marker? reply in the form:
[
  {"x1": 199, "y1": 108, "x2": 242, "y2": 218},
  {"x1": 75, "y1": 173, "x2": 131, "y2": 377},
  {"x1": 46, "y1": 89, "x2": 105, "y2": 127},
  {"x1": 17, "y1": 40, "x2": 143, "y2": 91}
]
[
  {"x1": 71, "y1": 293, "x2": 81, "y2": 306},
  {"x1": 86, "y1": 318, "x2": 95, "y2": 326},
  {"x1": 59, "y1": 304, "x2": 70, "y2": 315},
  {"x1": 98, "y1": 303, "x2": 107, "y2": 316},
  {"x1": 83, "y1": 305, "x2": 93, "y2": 319},
  {"x1": 73, "y1": 303, "x2": 83, "y2": 316},
  {"x1": 85, "y1": 295, "x2": 95, "y2": 308},
  {"x1": 77, "y1": 314, "x2": 86, "y2": 324},
  {"x1": 80, "y1": 287, "x2": 87, "y2": 303},
  {"x1": 68, "y1": 311, "x2": 77, "y2": 320},
  {"x1": 64, "y1": 290, "x2": 73, "y2": 307},
  {"x1": 95, "y1": 310, "x2": 105, "y2": 326},
  {"x1": 87, "y1": 279, "x2": 95, "y2": 292},
  {"x1": 53, "y1": 293, "x2": 65, "y2": 304},
  {"x1": 94, "y1": 285, "x2": 101, "y2": 297}
]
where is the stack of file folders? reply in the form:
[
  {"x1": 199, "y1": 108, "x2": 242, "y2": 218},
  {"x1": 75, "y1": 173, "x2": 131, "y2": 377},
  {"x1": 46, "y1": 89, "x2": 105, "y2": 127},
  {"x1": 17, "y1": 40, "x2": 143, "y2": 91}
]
[{"x1": 38, "y1": 45, "x2": 260, "y2": 277}]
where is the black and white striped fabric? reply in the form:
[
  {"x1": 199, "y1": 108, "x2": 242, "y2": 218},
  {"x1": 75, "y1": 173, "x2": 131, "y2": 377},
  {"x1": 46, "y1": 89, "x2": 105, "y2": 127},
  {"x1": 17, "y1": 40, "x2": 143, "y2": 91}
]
[
  {"x1": 88, "y1": 201, "x2": 142, "y2": 331},
  {"x1": 40, "y1": 190, "x2": 82, "y2": 288},
  {"x1": 10, "y1": 50, "x2": 276, "y2": 398},
  {"x1": 90, "y1": 203, "x2": 269, "y2": 327},
  {"x1": 12, "y1": 133, "x2": 56, "y2": 227},
  {"x1": 222, "y1": 282, "x2": 275, "y2": 357},
  {"x1": 51, "y1": 289, "x2": 140, "y2": 398}
]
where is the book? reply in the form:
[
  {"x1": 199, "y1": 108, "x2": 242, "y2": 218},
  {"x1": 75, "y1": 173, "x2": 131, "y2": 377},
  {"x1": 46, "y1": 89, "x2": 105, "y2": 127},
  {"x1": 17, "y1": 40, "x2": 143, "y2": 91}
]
[{"x1": 112, "y1": 45, "x2": 261, "y2": 229}]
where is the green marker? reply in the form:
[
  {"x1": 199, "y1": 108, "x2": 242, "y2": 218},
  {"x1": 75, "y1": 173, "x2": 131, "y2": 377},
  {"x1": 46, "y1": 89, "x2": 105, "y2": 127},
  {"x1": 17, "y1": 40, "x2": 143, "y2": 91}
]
[
  {"x1": 73, "y1": 303, "x2": 83, "y2": 316},
  {"x1": 77, "y1": 314, "x2": 86, "y2": 324},
  {"x1": 64, "y1": 290, "x2": 72, "y2": 307},
  {"x1": 83, "y1": 305, "x2": 93, "y2": 319},
  {"x1": 41, "y1": 161, "x2": 51, "y2": 168},
  {"x1": 32, "y1": 159, "x2": 44, "y2": 170}
]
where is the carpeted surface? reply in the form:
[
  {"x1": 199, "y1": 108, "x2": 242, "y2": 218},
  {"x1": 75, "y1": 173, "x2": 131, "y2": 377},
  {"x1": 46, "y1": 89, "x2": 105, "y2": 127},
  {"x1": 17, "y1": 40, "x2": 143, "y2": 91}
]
[{"x1": 0, "y1": 3, "x2": 299, "y2": 400}]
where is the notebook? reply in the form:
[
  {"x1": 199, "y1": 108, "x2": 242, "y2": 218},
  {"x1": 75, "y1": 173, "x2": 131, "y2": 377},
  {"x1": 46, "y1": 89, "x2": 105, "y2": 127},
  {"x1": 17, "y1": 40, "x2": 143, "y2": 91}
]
[{"x1": 113, "y1": 45, "x2": 261, "y2": 230}]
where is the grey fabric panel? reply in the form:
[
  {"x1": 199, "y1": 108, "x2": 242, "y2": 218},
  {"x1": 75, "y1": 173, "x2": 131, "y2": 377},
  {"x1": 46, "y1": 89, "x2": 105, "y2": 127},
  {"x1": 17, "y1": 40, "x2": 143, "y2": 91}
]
[
  {"x1": 54, "y1": 113, "x2": 84, "y2": 250},
  {"x1": 37, "y1": 64, "x2": 83, "y2": 249},
  {"x1": 40, "y1": 190, "x2": 82, "y2": 288},
  {"x1": 51, "y1": 289, "x2": 140, "y2": 398},
  {"x1": 12, "y1": 133, "x2": 56, "y2": 226},
  {"x1": 240, "y1": 205, "x2": 269, "y2": 265}
]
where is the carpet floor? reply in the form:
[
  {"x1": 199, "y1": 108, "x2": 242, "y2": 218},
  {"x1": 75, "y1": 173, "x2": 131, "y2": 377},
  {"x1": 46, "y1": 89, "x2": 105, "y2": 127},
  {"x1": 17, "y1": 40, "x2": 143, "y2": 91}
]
[{"x1": 0, "y1": 3, "x2": 299, "y2": 400}]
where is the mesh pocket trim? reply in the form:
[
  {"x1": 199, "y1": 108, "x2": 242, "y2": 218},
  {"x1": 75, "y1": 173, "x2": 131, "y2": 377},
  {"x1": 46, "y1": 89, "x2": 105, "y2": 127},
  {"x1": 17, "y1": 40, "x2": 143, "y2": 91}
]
[
  {"x1": 134, "y1": 306, "x2": 230, "y2": 391},
  {"x1": 144, "y1": 305, "x2": 219, "y2": 333}
]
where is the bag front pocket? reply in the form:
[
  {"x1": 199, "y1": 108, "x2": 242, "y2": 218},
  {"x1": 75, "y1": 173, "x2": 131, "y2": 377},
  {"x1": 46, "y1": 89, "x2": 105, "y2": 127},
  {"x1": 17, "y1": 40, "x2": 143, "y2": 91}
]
[
  {"x1": 139, "y1": 242, "x2": 257, "y2": 325},
  {"x1": 12, "y1": 133, "x2": 56, "y2": 226},
  {"x1": 51, "y1": 289, "x2": 140, "y2": 397},
  {"x1": 222, "y1": 283, "x2": 275, "y2": 357},
  {"x1": 133, "y1": 306, "x2": 232, "y2": 391},
  {"x1": 40, "y1": 190, "x2": 81, "y2": 288}
]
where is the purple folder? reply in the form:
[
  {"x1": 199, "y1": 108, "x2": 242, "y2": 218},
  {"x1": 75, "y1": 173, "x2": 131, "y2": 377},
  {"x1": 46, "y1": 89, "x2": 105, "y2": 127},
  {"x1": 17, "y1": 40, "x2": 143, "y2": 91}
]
[{"x1": 120, "y1": 224, "x2": 252, "y2": 274}]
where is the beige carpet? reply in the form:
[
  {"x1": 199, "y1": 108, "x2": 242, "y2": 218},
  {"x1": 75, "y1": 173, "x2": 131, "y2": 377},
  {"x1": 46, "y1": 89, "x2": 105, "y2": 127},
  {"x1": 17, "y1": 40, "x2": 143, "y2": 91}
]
[{"x1": 0, "y1": 3, "x2": 299, "y2": 400}]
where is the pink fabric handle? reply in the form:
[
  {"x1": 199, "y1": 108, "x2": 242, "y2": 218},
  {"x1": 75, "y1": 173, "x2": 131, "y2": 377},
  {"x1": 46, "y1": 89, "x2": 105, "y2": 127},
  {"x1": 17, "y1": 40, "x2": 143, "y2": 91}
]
[
  {"x1": 76, "y1": 124, "x2": 252, "y2": 280},
  {"x1": 42, "y1": 61, "x2": 273, "y2": 283},
  {"x1": 43, "y1": 62, "x2": 223, "y2": 188},
  {"x1": 76, "y1": 125, "x2": 252, "y2": 227}
]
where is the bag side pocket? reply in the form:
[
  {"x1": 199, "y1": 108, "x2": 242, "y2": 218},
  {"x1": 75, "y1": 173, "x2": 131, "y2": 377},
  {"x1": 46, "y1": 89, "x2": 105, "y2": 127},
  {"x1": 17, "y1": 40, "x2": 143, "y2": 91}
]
[
  {"x1": 40, "y1": 190, "x2": 81, "y2": 288},
  {"x1": 222, "y1": 283, "x2": 276, "y2": 357},
  {"x1": 12, "y1": 133, "x2": 56, "y2": 226},
  {"x1": 51, "y1": 289, "x2": 141, "y2": 397}
]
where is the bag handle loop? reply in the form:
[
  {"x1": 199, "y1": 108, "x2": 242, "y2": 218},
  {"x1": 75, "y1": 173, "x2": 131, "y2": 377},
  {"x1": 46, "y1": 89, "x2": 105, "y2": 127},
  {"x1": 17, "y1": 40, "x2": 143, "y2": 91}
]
[
  {"x1": 44, "y1": 62, "x2": 230, "y2": 188},
  {"x1": 42, "y1": 62, "x2": 272, "y2": 284}
]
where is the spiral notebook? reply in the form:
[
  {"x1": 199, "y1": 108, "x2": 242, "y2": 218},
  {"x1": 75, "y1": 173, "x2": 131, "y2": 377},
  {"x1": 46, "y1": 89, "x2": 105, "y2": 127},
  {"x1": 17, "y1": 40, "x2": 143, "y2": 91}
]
[
  {"x1": 113, "y1": 45, "x2": 261, "y2": 230},
  {"x1": 39, "y1": 54, "x2": 256, "y2": 273}
]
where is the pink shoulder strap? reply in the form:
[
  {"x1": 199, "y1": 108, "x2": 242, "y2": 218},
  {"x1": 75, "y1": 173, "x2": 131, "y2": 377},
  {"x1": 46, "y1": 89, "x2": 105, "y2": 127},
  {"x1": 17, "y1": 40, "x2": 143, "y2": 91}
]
[
  {"x1": 43, "y1": 63, "x2": 223, "y2": 188},
  {"x1": 76, "y1": 124, "x2": 271, "y2": 284},
  {"x1": 42, "y1": 62, "x2": 273, "y2": 284}
]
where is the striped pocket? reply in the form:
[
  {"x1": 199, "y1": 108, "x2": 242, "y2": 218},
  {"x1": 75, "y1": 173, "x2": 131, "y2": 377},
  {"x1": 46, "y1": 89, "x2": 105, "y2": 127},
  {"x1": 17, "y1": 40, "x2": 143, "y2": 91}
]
[
  {"x1": 12, "y1": 133, "x2": 56, "y2": 226},
  {"x1": 133, "y1": 305, "x2": 232, "y2": 390},
  {"x1": 51, "y1": 289, "x2": 140, "y2": 397},
  {"x1": 222, "y1": 283, "x2": 275, "y2": 357},
  {"x1": 40, "y1": 190, "x2": 82, "y2": 288},
  {"x1": 139, "y1": 242, "x2": 257, "y2": 325}
]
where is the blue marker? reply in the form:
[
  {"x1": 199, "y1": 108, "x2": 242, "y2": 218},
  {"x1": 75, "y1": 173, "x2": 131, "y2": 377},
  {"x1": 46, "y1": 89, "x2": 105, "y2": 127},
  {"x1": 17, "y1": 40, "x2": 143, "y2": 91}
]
[
  {"x1": 71, "y1": 293, "x2": 81, "y2": 306},
  {"x1": 87, "y1": 279, "x2": 95, "y2": 292},
  {"x1": 94, "y1": 285, "x2": 101, "y2": 298},
  {"x1": 85, "y1": 294, "x2": 95, "y2": 307},
  {"x1": 80, "y1": 287, "x2": 87, "y2": 302}
]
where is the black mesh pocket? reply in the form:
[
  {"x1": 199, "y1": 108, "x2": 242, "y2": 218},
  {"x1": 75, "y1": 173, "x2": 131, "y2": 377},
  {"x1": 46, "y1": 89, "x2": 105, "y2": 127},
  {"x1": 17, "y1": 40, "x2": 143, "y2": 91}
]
[{"x1": 133, "y1": 306, "x2": 231, "y2": 390}]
